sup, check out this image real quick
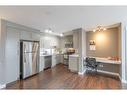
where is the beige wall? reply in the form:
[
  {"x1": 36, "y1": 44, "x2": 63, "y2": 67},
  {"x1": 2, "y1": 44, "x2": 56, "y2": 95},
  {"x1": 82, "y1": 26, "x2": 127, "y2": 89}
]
[
  {"x1": 86, "y1": 27, "x2": 120, "y2": 58},
  {"x1": 118, "y1": 25, "x2": 121, "y2": 59}
]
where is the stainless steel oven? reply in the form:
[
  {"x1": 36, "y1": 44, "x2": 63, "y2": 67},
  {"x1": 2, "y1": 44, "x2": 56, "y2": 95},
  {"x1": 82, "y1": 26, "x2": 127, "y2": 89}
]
[
  {"x1": 63, "y1": 53, "x2": 69, "y2": 65},
  {"x1": 63, "y1": 52, "x2": 75, "y2": 66}
]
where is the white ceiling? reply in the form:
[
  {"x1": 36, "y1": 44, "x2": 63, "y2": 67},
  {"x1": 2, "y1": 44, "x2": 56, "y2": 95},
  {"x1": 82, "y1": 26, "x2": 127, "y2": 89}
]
[{"x1": 0, "y1": 6, "x2": 127, "y2": 34}]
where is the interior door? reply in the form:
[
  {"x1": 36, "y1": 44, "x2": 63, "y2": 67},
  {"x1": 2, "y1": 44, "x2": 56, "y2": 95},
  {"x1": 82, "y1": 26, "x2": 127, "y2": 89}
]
[{"x1": 5, "y1": 26, "x2": 20, "y2": 83}]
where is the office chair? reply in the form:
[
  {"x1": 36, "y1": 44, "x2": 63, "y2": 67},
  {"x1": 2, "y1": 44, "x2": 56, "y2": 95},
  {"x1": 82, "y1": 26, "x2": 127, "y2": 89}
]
[{"x1": 84, "y1": 57, "x2": 98, "y2": 73}]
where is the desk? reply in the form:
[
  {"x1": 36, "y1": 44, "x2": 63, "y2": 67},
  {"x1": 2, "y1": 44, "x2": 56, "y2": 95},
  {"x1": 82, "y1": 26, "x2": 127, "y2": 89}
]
[
  {"x1": 94, "y1": 57, "x2": 121, "y2": 64},
  {"x1": 84, "y1": 57, "x2": 121, "y2": 64},
  {"x1": 84, "y1": 57, "x2": 121, "y2": 74}
]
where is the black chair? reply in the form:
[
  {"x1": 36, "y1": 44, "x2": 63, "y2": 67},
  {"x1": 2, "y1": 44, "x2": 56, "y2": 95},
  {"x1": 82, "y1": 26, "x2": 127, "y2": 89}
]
[{"x1": 85, "y1": 57, "x2": 98, "y2": 73}]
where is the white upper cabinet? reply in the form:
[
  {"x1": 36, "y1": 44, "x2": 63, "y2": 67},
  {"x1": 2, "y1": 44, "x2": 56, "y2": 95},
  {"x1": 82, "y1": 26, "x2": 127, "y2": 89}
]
[
  {"x1": 73, "y1": 31, "x2": 79, "y2": 50},
  {"x1": 40, "y1": 36, "x2": 60, "y2": 49},
  {"x1": 32, "y1": 32, "x2": 40, "y2": 41},
  {"x1": 20, "y1": 31, "x2": 32, "y2": 40},
  {"x1": 43, "y1": 37, "x2": 51, "y2": 49},
  {"x1": 20, "y1": 31, "x2": 40, "y2": 41}
]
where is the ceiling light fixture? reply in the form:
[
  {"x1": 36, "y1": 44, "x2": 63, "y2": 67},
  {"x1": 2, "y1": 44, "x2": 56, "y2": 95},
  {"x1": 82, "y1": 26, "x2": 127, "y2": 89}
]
[
  {"x1": 45, "y1": 28, "x2": 53, "y2": 33},
  {"x1": 44, "y1": 28, "x2": 64, "y2": 37},
  {"x1": 93, "y1": 26, "x2": 106, "y2": 32}
]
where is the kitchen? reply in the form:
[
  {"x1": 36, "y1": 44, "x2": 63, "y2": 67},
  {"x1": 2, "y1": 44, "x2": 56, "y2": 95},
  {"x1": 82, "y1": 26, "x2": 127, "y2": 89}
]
[
  {"x1": 40, "y1": 29, "x2": 77, "y2": 72},
  {"x1": 0, "y1": 19, "x2": 80, "y2": 86},
  {"x1": 0, "y1": 2, "x2": 127, "y2": 95},
  {"x1": 0, "y1": 19, "x2": 124, "y2": 88}
]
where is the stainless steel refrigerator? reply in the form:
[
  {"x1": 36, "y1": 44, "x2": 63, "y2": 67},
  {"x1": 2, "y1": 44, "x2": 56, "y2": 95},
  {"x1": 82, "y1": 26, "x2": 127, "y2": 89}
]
[{"x1": 20, "y1": 41, "x2": 39, "y2": 79}]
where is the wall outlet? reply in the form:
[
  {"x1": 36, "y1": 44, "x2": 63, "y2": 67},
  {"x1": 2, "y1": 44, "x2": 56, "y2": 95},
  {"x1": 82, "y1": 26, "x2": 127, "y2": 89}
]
[
  {"x1": 99, "y1": 64, "x2": 103, "y2": 67},
  {"x1": 0, "y1": 84, "x2": 6, "y2": 89}
]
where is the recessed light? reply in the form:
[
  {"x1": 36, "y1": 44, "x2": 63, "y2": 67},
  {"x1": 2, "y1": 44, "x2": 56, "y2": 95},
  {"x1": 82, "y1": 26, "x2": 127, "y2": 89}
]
[
  {"x1": 44, "y1": 28, "x2": 53, "y2": 33},
  {"x1": 60, "y1": 33, "x2": 63, "y2": 37},
  {"x1": 48, "y1": 30, "x2": 52, "y2": 33}
]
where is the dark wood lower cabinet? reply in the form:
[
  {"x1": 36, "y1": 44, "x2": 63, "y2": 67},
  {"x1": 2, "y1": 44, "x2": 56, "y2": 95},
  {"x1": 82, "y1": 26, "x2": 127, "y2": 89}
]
[{"x1": 6, "y1": 64, "x2": 123, "y2": 89}]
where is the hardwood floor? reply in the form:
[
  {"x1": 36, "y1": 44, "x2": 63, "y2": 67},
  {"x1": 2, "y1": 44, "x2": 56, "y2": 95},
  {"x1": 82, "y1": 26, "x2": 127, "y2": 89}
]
[{"x1": 6, "y1": 64, "x2": 123, "y2": 89}]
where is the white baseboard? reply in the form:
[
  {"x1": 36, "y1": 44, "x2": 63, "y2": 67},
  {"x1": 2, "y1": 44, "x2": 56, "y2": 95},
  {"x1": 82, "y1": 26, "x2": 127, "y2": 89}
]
[
  {"x1": 117, "y1": 74, "x2": 127, "y2": 84},
  {"x1": 118, "y1": 74, "x2": 122, "y2": 82},
  {"x1": 122, "y1": 79, "x2": 127, "y2": 83},
  {"x1": 97, "y1": 70, "x2": 120, "y2": 76},
  {"x1": 0, "y1": 84, "x2": 6, "y2": 89},
  {"x1": 78, "y1": 69, "x2": 119, "y2": 76},
  {"x1": 97, "y1": 70, "x2": 127, "y2": 83},
  {"x1": 51, "y1": 64, "x2": 56, "y2": 68},
  {"x1": 78, "y1": 68, "x2": 120, "y2": 76},
  {"x1": 78, "y1": 69, "x2": 127, "y2": 84},
  {"x1": 78, "y1": 72, "x2": 83, "y2": 75},
  {"x1": 78, "y1": 69, "x2": 86, "y2": 75}
]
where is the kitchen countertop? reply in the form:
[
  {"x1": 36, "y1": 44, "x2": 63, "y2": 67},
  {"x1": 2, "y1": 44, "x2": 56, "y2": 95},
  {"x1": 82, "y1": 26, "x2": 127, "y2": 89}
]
[
  {"x1": 69, "y1": 54, "x2": 79, "y2": 57},
  {"x1": 52, "y1": 53, "x2": 64, "y2": 55},
  {"x1": 40, "y1": 53, "x2": 64, "y2": 57},
  {"x1": 40, "y1": 54, "x2": 52, "y2": 57}
]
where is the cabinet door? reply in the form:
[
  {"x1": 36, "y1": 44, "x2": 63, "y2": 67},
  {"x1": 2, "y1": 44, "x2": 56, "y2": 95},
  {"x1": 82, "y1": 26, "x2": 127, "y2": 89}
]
[
  {"x1": 52, "y1": 55, "x2": 57, "y2": 67},
  {"x1": 45, "y1": 56, "x2": 51, "y2": 68},
  {"x1": 43, "y1": 39, "x2": 51, "y2": 49},
  {"x1": 20, "y1": 31, "x2": 32, "y2": 40},
  {"x1": 98, "y1": 63, "x2": 120, "y2": 73},
  {"x1": 5, "y1": 27, "x2": 20, "y2": 83},
  {"x1": 40, "y1": 56, "x2": 44, "y2": 72},
  {"x1": 60, "y1": 54, "x2": 64, "y2": 63},
  {"x1": 69, "y1": 57, "x2": 79, "y2": 72},
  {"x1": 56, "y1": 55, "x2": 61, "y2": 64},
  {"x1": 73, "y1": 31, "x2": 79, "y2": 50},
  {"x1": 32, "y1": 32, "x2": 40, "y2": 41}
]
